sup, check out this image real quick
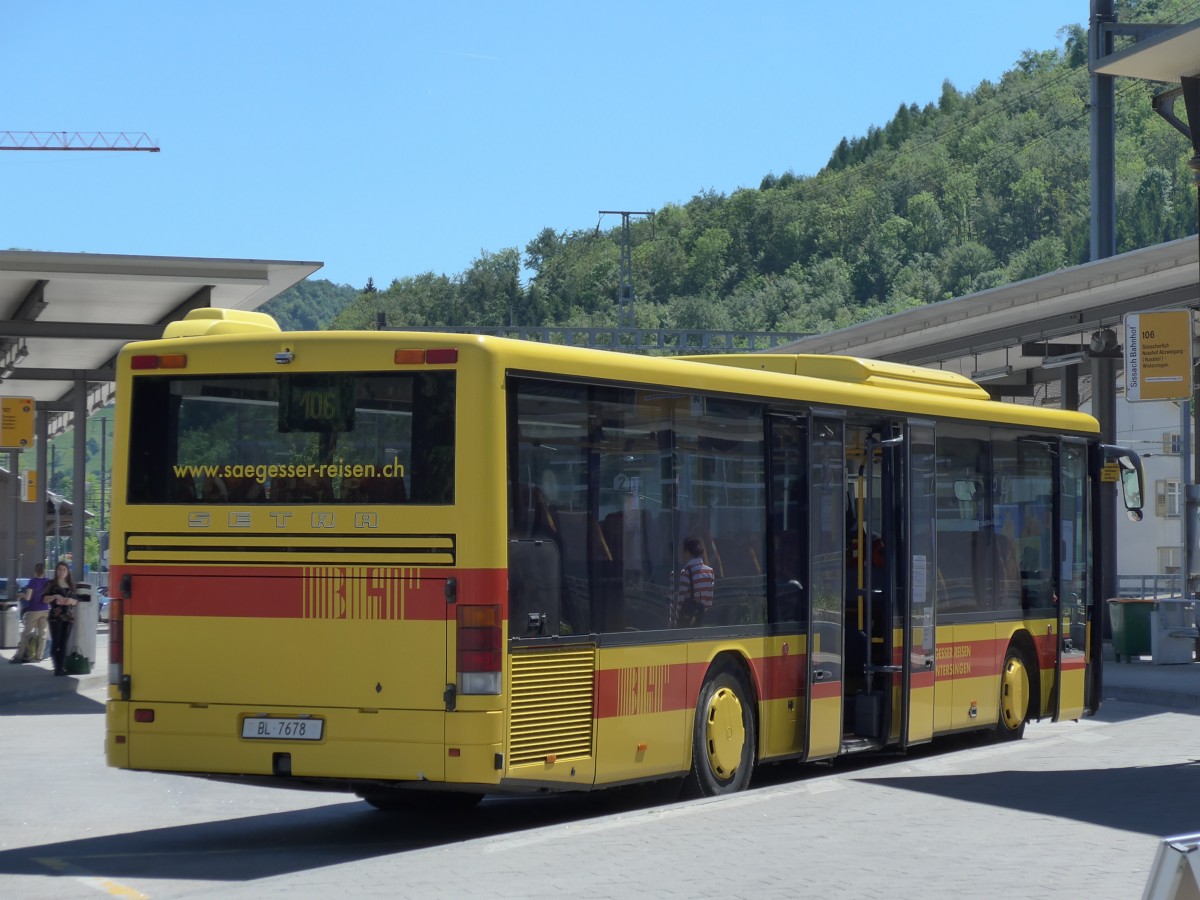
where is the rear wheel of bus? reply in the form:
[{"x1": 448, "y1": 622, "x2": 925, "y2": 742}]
[
  {"x1": 995, "y1": 643, "x2": 1031, "y2": 741},
  {"x1": 687, "y1": 661, "x2": 756, "y2": 796}
]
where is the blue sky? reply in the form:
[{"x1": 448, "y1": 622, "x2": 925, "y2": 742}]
[{"x1": 3, "y1": 1, "x2": 1088, "y2": 290}]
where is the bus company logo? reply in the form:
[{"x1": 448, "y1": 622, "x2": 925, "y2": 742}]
[
  {"x1": 184, "y1": 509, "x2": 381, "y2": 530},
  {"x1": 301, "y1": 565, "x2": 421, "y2": 621},
  {"x1": 616, "y1": 664, "x2": 671, "y2": 717}
]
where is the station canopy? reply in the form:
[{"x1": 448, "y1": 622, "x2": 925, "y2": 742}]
[
  {"x1": 775, "y1": 235, "x2": 1199, "y2": 390},
  {"x1": 0, "y1": 250, "x2": 321, "y2": 431}
]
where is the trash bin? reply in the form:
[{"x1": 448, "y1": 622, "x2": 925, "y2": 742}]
[
  {"x1": 1108, "y1": 598, "x2": 1155, "y2": 662},
  {"x1": 1150, "y1": 597, "x2": 1198, "y2": 665},
  {"x1": 0, "y1": 602, "x2": 18, "y2": 649},
  {"x1": 72, "y1": 583, "x2": 96, "y2": 667}
]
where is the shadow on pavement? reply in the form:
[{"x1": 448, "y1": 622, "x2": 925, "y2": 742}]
[
  {"x1": 857, "y1": 760, "x2": 1200, "y2": 837},
  {"x1": 0, "y1": 786, "x2": 686, "y2": 884},
  {"x1": 0, "y1": 689, "x2": 104, "y2": 717}
]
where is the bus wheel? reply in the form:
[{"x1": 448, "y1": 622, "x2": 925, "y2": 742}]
[
  {"x1": 996, "y1": 645, "x2": 1031, "y2": 741},
  {"x1": 688, "y1": 664, "x2": 756, "y2": 796},
  {"x1": 357, "y1": 790, "x2": 483, "y2": 813}
]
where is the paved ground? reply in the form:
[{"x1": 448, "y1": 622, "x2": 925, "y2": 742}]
[
  {"x1": 2, "y1": 689, "x2": 1197, "y2": 899},
  {"x1": 4, "y1": 632, "x2": 1200, "y2": 897}
]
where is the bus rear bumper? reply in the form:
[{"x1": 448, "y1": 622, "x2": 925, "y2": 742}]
[{"x1": 106, "y1": 700, "x2": 505, "y2": 786}]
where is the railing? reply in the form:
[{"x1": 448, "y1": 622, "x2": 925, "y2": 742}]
[
  {"x1": 393, "y1": 325, "x2": 812, "y2": 355},
  {"x1": 1117, "y1": 574, "x2": 1184, "y2": 599}
]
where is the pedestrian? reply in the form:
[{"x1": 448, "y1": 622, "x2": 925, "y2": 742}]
[
  {"x1": 8, "y1": 563, "x2": 50, "y2": 664},
  {"x1": 674, "y1": 537, "x2": 715, "y2": 627},
  {"x1": 42, "y1": 562, "x2": 78, "y2": 676}
]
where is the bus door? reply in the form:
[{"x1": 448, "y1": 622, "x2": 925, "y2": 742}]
[
  {"x1": 769, "y1": 414, "x2": 844, "y2": 761},
  {"x1": 902, "y1": 422, "x2": 937, "y2": 747},
  {"x1": 1056, "y1": 440, "x2": 1089, "y2": 720},
  {"x1": 844, "y1": 422, "x2": 904, "y2": 745}
]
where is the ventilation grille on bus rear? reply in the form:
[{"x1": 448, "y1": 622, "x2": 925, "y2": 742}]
[{"x1": 508, "y1": 647, "x2": 595, "y2": 767}]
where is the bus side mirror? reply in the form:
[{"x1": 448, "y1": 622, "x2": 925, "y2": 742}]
[{"x1": 1117, "y1": 455, "x2": 1144, "y2": 514}]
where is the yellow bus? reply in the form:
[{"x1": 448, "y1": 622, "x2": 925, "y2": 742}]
[{"x1": 105, "y1": 308, "x2": 1144, "y2": 807}]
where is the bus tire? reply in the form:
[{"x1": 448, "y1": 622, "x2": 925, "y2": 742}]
[
  {"x1": 357, "y1": 790, "x2": 484, "y2": 813},
  {"x1": 995, "y1": 644, "x2": 1031, "y2": 741},
  {"x1": 687, "y1": 663, "x2": 756, "y2": 796}
]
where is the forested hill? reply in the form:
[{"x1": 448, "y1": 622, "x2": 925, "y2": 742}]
[
  {"x1": 260, "y1": 278, "x2": 359, "y2": 331},
  {"x1": 293, "y1": 0, "x2": 1199, "y2": 335}
]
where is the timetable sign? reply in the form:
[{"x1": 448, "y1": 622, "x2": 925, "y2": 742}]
[
  {"x1": 1125, "y1": 311, "x2": 1193, "y2": 402},
  {"x1": 0, "y1": 396, "x2": 34, "y2": 449}
]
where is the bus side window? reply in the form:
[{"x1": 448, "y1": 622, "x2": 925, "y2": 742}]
[{"x1": 508, "y1": 539, "x2": 563, "y2": 637}]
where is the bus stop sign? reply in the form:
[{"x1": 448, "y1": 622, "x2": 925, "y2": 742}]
[
  {"x1": 1124, "y1": 310, "x2": 1193, "y2": 402},
  {"x1": 0, "y1": 396, "x2": 34, "y2": 449}
]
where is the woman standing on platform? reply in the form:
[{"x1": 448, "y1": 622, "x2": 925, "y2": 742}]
[{"x1": 43, "y1": 562, "x2": 77, "y2": 676}]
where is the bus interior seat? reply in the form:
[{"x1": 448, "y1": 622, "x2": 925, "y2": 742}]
[
  {"x1": 201, "y1": 476, "x2": 228, "y2": 502},
  {"x1": 271, "y1": 475, "x2": 334, "y2": 503},
  {"x1": 715, "y1": 535, "x2": 762, "y2": 578},
  {"x1": 512, "y1": 485, "x2": 557, "y2": 539},
  {"x1": 555, "y1": 511, "x2": 612, "y2": 565},
  {"x1": 344, "y1": 474, "x2": 407, "y2": 504},
  {"x1": 935, "y1": 531, "x2": 976, "y2": 610},
  {"x1": 990, "y1": 531, "x2": 1021, "y2": 609},
  {"x1": 225, "y1": 475, "x2": 265, "y2": 502},
  {"x1": 170, "y1": 475, "x2": 198, "y2": 502}
]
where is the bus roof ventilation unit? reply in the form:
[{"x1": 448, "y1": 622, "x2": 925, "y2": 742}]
[{"x1": 162, "y1": 308, "x2": 282, "y2": 339}]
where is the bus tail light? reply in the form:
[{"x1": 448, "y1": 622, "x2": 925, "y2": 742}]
[
  {"x1": 457, "y1": 604, "x2": 502, "y2": 695},
  {"x1": 108, "y1": 597, "x2": 123, "y2": 673}
]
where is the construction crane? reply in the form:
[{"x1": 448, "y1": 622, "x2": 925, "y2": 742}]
[{"x1": 0, "y1": 131, "x2": 159, "y2": 151}]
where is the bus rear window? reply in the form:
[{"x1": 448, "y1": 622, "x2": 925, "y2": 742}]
[{"x1": 126, "y1": 371, "x2": 455, "y2": 504}]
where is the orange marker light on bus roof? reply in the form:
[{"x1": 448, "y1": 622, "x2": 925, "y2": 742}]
[
  {"x1": 426, "y1": 348, "x2": 458, "y2": 364},
  {"x1": 130, "y1": 354, "x2": 187, "y2": 370},
  {"x1": 394, "y1": 349, "x2": 426, "y2": 364}
]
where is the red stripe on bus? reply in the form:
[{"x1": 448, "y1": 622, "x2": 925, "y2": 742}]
[
  {"x1": 811, "y1": 681, "x2": 841, "y2": 700},
  {"x1": 753, "y1": 652, "x2": 807, "y2": 701},
  {"x1": 1032, "y1": 632, "x2": 1088, "y2": 670},
  {"x1": 593, "y1": 661, "x2": 703, "y2": 718},
  {"x1": 114, "y1": 566, "x2": 506, "y2": 621},
  {"x1": 910, "y1": 670, "x2": 935, "y2": 690}
]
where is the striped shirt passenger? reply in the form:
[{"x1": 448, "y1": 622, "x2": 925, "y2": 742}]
[{"x1": 674, "y1": 537, "x2": 715, "y2": 627}]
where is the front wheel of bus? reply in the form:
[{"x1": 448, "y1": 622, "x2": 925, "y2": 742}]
[
  {"x1": 688, "y1": 664, "x2": 756, "y2": 796},
  {"x1": 996, "y1": 645, "x2": 1031, "y2": 741}
]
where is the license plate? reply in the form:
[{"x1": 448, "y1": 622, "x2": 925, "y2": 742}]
[{"x1": 241, "y1": 716, "x2": 324, "y2": 741}]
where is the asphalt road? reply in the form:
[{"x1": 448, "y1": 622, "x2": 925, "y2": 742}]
[{"x1": 2, "y1": 685, "x2": 1198, "y2": 899}]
